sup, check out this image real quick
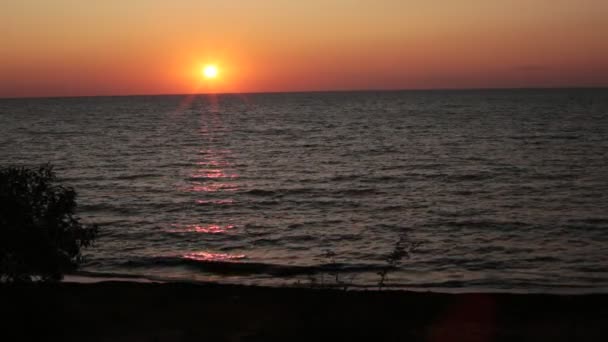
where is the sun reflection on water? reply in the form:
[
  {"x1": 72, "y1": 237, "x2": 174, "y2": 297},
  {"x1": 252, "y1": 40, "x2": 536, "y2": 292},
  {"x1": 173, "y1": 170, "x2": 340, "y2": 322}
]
[
  {"x1": 190, "y1": 169, "x2": 238, "y2": 179},
  {"x1": 172, "y1": 100, "x2": 244, "y2": 265},
  {"x1": 188, "y1": 183, "x2": 239, "y2": 192},
  {"x1": 195, "y1": 199, "x2": 235, "y2": 205},
  {"x1": 169, "y1": 224, "x2": 236, "y2": 234},
  {"x1": 183, "y1": 252, "x2": 246, "y2": 262}
]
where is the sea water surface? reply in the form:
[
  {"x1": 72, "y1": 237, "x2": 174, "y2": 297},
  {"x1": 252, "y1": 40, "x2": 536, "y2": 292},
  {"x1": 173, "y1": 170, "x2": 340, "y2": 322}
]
[{"x1": 1, "y1": 89, "x2": 607, "y2": 292}]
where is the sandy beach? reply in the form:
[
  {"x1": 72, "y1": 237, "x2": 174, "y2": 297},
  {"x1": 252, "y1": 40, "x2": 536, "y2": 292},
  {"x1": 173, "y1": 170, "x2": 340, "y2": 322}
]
[{"x1": 2, "y1": 281, "x2": 607, "y2": 341}]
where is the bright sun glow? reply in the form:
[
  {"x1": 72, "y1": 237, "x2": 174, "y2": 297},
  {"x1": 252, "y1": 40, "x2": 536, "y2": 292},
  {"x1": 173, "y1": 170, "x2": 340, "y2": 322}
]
[{"x1": 202, "y1": 65, "x2": 219, "y2": 79}]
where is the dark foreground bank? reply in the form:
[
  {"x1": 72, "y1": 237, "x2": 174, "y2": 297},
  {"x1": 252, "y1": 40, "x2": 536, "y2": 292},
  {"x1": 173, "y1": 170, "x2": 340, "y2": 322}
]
[{"x1": 1, "y1": 282, "x2": 607, "y2": 341}]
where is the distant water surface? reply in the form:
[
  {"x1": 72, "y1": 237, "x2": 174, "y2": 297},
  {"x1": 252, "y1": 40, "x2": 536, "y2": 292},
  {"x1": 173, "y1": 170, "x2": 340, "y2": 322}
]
[{"x1": 1, "y1": 89, "x2": 607, "y2": 292}]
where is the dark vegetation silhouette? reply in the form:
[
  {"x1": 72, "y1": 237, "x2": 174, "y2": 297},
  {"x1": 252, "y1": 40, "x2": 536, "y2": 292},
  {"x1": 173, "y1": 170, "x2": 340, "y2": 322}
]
[
  {"x1": 377, "y1": 231, "x2": 421, "y2": 290},
  {"x1": 297, "y1": 231, "x2": 420, "y2": 290},
  {"x1": 0, "y1": 164, "x2": 98, "y2": 282}
]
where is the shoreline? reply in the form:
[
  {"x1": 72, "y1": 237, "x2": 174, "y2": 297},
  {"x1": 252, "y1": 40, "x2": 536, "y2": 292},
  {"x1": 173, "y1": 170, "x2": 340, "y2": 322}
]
[
  {"x1": 3, "y1": 280, "x2": 607, "y2": 341},
  {"x1": 66, "y1": 270, "x2": 608, "y2": 296}
]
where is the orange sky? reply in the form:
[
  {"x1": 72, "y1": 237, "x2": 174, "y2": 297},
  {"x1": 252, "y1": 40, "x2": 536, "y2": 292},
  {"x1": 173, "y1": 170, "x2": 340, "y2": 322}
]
[{"x1": 1, "y1": 0, "x2": 607, "y2": 98}]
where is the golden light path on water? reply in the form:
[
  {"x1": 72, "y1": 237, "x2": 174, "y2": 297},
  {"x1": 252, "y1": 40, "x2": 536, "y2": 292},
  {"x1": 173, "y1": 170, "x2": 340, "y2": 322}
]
[
  {"x1": 174, "y1": 96, "x2": 245, "y2": 263},
  {"x1": 168, "y1": 224, "x2": 236, "y2": 234},
  {"x1": 183, "y1": 252, "x2": 246, "y2": 262}
]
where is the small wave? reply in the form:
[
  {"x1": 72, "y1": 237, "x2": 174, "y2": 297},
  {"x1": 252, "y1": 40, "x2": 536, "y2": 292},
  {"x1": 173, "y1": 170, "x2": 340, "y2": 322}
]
[
  {"x1": 379, "y1": 205, "x2": 404, "y2": 211},
  {"x1": 528, "y1": 172, "x2": 577, "y2": 180},
  {"x1": 113, "y1": 173, "x2": 162, "y2": 180},
  {"x1": 187, "y1": 184, "x2": 239, "y2": 192},
  {"x1": 546, "y1": 134, "x2": 582, "y2": 140},
  {"x1": 339, "y1": 188, "x2": 381, "y2": 196},
  {"x1": 183, "y1": 252, "x2": 246, "y2": 262},
  {"x1": 442, "y1": 219, "x2": 533, "y2": 230},
  {"x1": 195, "y1": 199, "x2": 235, "y2": 206},
  {"x1": 523, "y1": 256, "x2": 561, "y2": 263},
  {"x1": 79, "y1": 203, "x2": 135, "y2": 214},
  {"x1": 58, "y1": 175, "x2": 111, "y2": 182},
  {"x1": 245, "y1": 189, "x2": 277, "y2": 196},
  {"x1": 24, "y1": 130, "x2": 85, "y2": 136},
  {"x1": 329, "y1": 174, "x2": 361, "y2": 182},
  {"x1": 166, "y1": 224, "x2": 236, "y2": 234},
  {"x1": 445, "y1": 173, "x2": 494, "y2": 182},
  {"x1": 360, "y1": 175, "x2": 401, "y2": 183},
  {"x1": 244, "y1": 188, "x2": 324, "y2": 197},
  {"x1": 187, "y1": 171, "x2": 238, "y2": 181},
  {"x1": 569, "y1": 218, "x2": 608, "y2": 226},
  {"x1": 122, "y1": 256, "x2": 385, "y2": 276}
]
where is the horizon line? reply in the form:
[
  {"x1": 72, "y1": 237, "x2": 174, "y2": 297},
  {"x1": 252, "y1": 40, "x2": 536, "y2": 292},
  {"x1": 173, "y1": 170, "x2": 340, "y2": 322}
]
[{"x1": 1, "y1": 85, "x2": 607, "y2": 100}]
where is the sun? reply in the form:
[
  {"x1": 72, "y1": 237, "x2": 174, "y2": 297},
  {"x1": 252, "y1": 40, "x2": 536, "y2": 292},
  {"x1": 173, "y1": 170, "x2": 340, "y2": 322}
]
[{"x1": 202, "y1": 65, "x2": 219, "y2": 79}]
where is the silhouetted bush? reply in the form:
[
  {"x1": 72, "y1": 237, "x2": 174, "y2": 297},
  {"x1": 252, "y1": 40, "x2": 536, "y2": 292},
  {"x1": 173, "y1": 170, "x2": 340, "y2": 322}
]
[
  {"x1": 0, "y1": 164, "x2": 98, "y2": 282},
  {"x1": 377, "y1": 232, "x2": 421, "y2": 290}
]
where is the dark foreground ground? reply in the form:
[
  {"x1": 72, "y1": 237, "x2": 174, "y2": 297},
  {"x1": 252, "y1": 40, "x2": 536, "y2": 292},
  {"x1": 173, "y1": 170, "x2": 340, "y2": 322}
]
[{"x1": 1, "y1": 281, "x2": 607, "y2": 341}]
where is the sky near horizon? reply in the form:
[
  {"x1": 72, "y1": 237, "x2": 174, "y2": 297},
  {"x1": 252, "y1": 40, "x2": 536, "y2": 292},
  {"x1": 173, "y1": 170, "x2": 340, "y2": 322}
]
[{"x1": 1, "y1": 0, "x2": 607, "y2": 98}]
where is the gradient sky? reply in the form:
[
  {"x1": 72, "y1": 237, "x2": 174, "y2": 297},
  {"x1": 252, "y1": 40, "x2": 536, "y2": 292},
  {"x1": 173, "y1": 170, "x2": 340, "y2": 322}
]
[{"x1": 1, "y1": 0, "x2": 607, "y2": 98}]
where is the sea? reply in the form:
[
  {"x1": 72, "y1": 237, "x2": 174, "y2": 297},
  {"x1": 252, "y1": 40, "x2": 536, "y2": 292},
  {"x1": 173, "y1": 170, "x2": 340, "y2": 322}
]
[{"x1": 1, "y1": 89, "x2": 607, "y2": 293}]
